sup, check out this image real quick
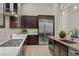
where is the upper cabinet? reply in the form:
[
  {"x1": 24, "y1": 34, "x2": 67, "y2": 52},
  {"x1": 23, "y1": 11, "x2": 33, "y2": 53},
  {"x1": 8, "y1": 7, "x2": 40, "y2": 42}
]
[
  {"x1": 21, "y1": 16, "x2": 38, "y2": 28},
  {"x1": 10, "y1": 16, "x2": 18, "y2": 28},
  {"x1": 5, "y1": 3, "x2": 18, "y2": 13}
]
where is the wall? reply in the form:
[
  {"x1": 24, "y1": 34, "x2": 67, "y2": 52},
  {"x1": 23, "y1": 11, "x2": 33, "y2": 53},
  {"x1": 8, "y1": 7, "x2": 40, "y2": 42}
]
[
  {"x1": 0, "y1": 4, "x2": 3, "y2": 25},
  {"x1": 68, "y1": 5, "x2": 79, "y2": 30},
  {"x1": 61, "y1": 9, "x2": 69, "y2": 32},
  {"x1": 0, "y1": 3, "x2": 63, "y2": 43},
  {"x1": 0, "y1": 16, "x2": 21, "y2": 43},
  {"x1": 60, "y1": 4, "x2": 79, "y2": 36},
  {"x1": 21, "y1": 3, "x2": 61, "y2": 36},
  {"x1": 21, "y1": 3, "x2": 57, "y2": 15}
]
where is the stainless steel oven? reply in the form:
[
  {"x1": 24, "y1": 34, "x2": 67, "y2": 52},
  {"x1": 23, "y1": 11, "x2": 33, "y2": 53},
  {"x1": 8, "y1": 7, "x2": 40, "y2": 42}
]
[{"x1": 49, "y1": 38, "x2": 54, "y2": 55}]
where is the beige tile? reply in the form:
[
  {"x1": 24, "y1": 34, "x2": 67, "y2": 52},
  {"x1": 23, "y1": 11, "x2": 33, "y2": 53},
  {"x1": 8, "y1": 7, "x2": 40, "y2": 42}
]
[{"x1": 25, "y1": 45, "x2": 52, "y2": 56}]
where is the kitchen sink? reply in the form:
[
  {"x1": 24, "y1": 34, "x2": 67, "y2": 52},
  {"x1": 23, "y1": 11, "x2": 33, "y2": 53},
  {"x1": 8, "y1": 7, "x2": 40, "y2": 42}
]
[
  {"x1": 0, "y1": 39, "x2": 23, "y2": 47},
  {"x1": 60, "y1": 40, "x2": 77, "y2": 44}
]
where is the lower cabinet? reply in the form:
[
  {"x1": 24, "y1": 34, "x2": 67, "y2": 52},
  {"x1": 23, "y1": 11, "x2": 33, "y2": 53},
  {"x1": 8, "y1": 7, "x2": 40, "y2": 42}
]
[
  {"x1": 54, "y1": 41, "x2": 60, "y2": 56},
  {"x1": 60, "y1": 44, "x2": 68, "y2": 56},
  {"x1": 23, "y1": 35, "x2": 39, "y2": 45},
  {"x1": 54, "y1": 41, "x2": 68, "y2": 56},
  {"x1": 27, "y1": 35, "x2": 39, "y2": 45},
  {"x1": 49, "y1": 38, "x2": 68, "y2": 56}
]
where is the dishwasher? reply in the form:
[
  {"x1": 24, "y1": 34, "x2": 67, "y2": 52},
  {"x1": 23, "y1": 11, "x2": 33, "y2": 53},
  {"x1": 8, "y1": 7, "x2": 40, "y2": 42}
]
[{"x1": 68, "y1": 47, "x2": 79, "y2": 56}]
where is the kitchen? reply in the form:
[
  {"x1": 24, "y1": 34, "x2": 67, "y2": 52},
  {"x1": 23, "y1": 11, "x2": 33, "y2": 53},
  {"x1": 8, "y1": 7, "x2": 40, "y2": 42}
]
[{"x1": 0, "y1": 3, "x2": 79, "y2": 56}]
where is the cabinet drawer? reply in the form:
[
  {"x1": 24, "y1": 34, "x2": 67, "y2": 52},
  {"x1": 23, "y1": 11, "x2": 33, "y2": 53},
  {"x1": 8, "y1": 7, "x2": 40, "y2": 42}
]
[{"x1": 27, "y1": 35, "x2": 39, "y2": 45}]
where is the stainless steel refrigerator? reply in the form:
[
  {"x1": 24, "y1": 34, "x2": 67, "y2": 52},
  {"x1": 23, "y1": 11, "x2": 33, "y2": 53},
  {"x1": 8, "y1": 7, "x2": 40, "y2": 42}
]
[{"x1": 39, "y1": 19, "x2": 53, "y2": 45}]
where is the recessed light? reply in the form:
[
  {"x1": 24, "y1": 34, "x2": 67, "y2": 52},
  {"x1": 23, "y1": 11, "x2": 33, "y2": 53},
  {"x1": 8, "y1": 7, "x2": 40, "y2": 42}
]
[
  {"x1": 15, "y1": 14, "x2": 17, "y2": 17},
  {"x1": 62, "y1": 11, "x2": 65, "y2": 15},
  {"x1": 11, "y1": 12, "x2": 14, "y2": 14},
  {"x1": 74, "y1": 5, "x2": 77, "y2": 9}
]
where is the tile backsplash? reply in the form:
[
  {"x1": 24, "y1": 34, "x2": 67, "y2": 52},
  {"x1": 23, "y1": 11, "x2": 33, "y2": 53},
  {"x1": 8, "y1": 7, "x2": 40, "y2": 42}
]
[{"x1": 27, "y1": 28, "x2": 38, "y2": 33}]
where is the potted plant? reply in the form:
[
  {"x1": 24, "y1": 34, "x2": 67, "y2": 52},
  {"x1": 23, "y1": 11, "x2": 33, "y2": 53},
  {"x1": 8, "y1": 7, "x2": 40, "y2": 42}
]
[{"x1": 59, "y1": 31, "x2": 66, "y2": 38}]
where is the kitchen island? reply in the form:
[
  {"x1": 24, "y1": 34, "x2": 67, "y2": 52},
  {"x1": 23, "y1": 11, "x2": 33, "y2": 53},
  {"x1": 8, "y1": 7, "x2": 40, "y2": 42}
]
[{"x1": 49, "y1": 36, "x2": 79, "y2": 56}]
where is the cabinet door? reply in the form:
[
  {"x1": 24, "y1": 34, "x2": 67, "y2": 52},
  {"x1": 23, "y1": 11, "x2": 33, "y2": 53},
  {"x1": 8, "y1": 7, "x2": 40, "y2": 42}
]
[
  {"x1": 49, "y1": 38, "x2": 54, "y2": 51},
  {"x1": 21, "y1": 16, "x2": 38, "y2": 28},
  {"x1": 60, "y1": 44, "x2": 68, "y2": 56},
  {"x1": 10, "y1": 16, "x2": 18, "y2": 28},
  {"x1": 27, "y1": 35, "x2": 39, "y2": 45},
  {"x1": 54, "y1": 42, "x2": 60, "y2": 56}
]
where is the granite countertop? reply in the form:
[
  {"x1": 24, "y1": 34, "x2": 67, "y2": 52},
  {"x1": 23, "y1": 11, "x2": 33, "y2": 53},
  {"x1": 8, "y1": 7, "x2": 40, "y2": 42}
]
[{"x1": 49, "y1": 36, "x2": 79, "y2": 51}]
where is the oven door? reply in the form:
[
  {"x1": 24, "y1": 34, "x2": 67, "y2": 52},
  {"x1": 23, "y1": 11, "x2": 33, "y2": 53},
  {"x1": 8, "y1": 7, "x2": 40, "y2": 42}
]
[{"x1": 49, "y1": 38, "x2": 54, "y2": 52}]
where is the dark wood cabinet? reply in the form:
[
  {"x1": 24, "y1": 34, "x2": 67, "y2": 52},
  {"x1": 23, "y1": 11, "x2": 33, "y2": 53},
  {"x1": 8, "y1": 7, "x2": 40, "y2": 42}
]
[
  {"x1": 54, "y1": 41, "x2": 60, "y2": 56},
  {"x1": 60, "y1": 43, "x2": 68, "y2": 56},
  {"x1": 54, "y1": 41, "x2": 68, "y2": 56},
  {"x1": 23, "y1": 35, "x2": 39, "y2": 45},
  {"x1": 27, "y1": 35, "x2": 39, "y2": 45},
  {"x1": 10, "y1": 16, "x2": 18, "y2": 28},
  {"x1": 21, "y1": 16, "x2": 38, "y2": 28},
  {"x1": 49, "y1": 38, "x2": 68, "y2": 56}
]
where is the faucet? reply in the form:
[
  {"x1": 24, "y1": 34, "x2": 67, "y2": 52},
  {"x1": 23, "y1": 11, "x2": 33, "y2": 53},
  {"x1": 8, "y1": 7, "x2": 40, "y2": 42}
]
[
  {"x1": 68, "y1": 31, "x2": 73, "y2": 36},
  {"x1": 68, "y1": 31, "x2": 75, "y2": 41}
]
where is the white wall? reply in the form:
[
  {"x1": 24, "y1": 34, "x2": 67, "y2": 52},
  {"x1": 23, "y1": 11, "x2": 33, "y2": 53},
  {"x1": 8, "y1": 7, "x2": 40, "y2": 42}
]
[
  {"x1": 68, "y1": 5, "x2": 79, "y2": 30},
  {"x1": 21, "y1": 3, "x2": 57, "y2": 15},
  {"x1": 61, "y1": 9, "x2": 69, "y2": 32},
  {"x1": 60, "y1": 4, "x2": 79, "y2": 35}
]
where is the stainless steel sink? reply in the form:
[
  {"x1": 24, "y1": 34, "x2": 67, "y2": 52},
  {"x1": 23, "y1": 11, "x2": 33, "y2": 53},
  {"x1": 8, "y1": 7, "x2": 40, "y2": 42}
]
[
  {"x1": 60, "y1": 40, "x2": 77, "y2": 44},
  {"x1": 0, "y1": 39, "x2": 23, "y2": 47}
]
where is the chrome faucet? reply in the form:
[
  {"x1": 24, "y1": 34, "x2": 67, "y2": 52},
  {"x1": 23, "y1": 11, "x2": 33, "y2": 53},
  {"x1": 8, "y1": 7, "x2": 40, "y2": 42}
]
[{"x1": 68, "y1": 31, "x2": 73, "y2": 36}]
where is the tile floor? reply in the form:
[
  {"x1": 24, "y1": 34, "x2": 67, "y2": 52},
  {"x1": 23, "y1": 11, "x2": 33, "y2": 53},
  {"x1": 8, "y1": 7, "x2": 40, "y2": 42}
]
[
  {"x1": 25, "y1": 45, "x2": 52, "y2": 56},
  {"x1": 39, "y1": 36, "x2": 48, "y2": 45}
]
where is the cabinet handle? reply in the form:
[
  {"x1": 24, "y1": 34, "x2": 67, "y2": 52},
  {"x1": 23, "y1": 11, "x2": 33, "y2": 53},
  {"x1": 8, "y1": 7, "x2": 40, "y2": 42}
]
[{"x1": 75, "y1": 53, "x2": 79, "y2": 55}]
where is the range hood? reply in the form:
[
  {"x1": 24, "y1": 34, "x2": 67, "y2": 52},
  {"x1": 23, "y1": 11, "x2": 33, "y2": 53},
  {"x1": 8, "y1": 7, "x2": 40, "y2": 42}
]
[
  {"x1": 4, "y1": 11, "x2": 17, "y2": 17},
  {"x1": 4, "y1": 3, "x2": 18, "y2": 17}
]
